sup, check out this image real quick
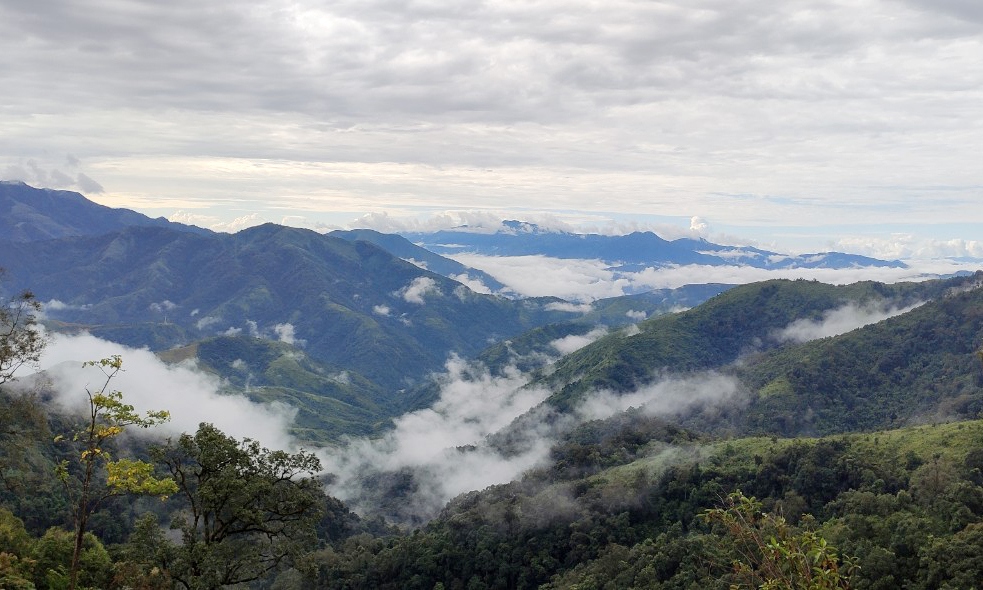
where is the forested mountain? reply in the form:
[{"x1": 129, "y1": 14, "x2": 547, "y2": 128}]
[
  {"x1": 0, "y1": 222, "x2": 587, "y2": 440},
  {"x1": 516, "y1": 275, "x2": 983, "y2": 442},
  {"x1": 0, "y1": 223, "x2": 575, "y2": 383},
  {"x1": 3, "y1": 181, "x2": 983, "y2": 589},
  {"x1": 536, "y1": 278, "x2": 950, "y2": 408},
  {"x1": 309, "y1": 417, "x2": 983, "y2": 589}
]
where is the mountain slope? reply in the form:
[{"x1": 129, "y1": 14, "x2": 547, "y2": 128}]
[
  {"x1": 737, "y1": 275, "x2": 983, "y2": 436},
  {"x1": 0, "y1": 181, "x2": 209, "y2": 241},
  {"x1": 330, "y1": 229, "x2": 509, "y2": 293},
  {"x1": 538, "y1": 278, "x2": 955, "y2": 412},
  {"x1": 0, "y1": 223, "x2": 579, "y2": 408}
]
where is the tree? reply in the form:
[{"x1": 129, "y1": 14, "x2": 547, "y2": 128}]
[
  {"x1": 146, "y1": 422, "x2": 324, "y2": 589},
  {"x1": 0, "y1": 270, "x2": 44, "y2": 386},
  {"x1": 56, "y1": 355, "x2": 177, "y2": 590},
  {"x1": 0, "y1": 271, "x2": 48, "y2": 491},
  {"x1": 0, "y1": 508, "x2": 36, "y2": 590},
  {"x1": 33, "y1": 526, "x2": 113, "y2": 590},
  {"x1": 702, "y1": 491, "x2": 857, "y2": 590}
]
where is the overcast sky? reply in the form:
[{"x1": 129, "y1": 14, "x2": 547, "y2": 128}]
[{"x1": 2, "y1": 0, "x2": 982, "y2": 256}]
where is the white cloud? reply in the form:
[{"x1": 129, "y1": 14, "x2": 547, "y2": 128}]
[
  {"x1": 449, "y1": 254, "x2": 983, "y2": 301},
  {"x1": 24, "y1": 332, "x2": 298, "y2": 451},
  {"x1": 195, "y1": 316, "x2": 221, "y2": 330},
  {"x1": 273, "y1": 322, "x2": 304, "y2": 346},
  {"x1": 625, "y1": 309, "x2": 647, "y2": 321},
  {"x1": 399, "y1": 276, "x2": 440, "y2": 304},
  {"x1": 449, "y1": 273, "x2": 492, "y2": 294},
  {"x1": 544, "y1": 301, "x2": 594, "y2": 313},
  {"x1": 689, "y1": 216, "x2": 709, "y2": 235},
  {"x1": 323, "y1": 357, "x2": 554, "y2": 519},
  {"x1": 775, "y1": 301, "x2": 925, "y2": 343},
  {"x1": 372, "y1": 304, "x2": 391, "y2": 316},
  {"x1": 834, "y1": 234, "x2": 983, "y2": 261},
  {"x1": 2, "y1": 0, "x2": 981, "y2": 252},
  {"x1": 42, "y1": 299, "x2": 91, "y2": 312},
  {"x1": 149, "y1": 300, "x2": 177, "y2": 313},
  {"x1": 550, "y1": 327, "x2": 608, "y2": 355},
  {"x1": 450, "y1": 254, "x2": 630, "y2": 301},
  {"x1": 576, "y1": 372, "x2": 743, "y2": 422}
]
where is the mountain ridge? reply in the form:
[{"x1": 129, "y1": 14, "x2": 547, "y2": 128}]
[
  {"x1": 0, "y1": 180, "x2": 210, "y2": 241},
  {"x1": 401, "y1": 221, "x2": 906, "y2": 271}
]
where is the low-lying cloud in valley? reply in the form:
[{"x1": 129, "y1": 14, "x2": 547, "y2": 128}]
[
  {"x1": 550, "y1": 327, "x2": 608, "y2": 355},
  {"x1": 323, "y1": 357, "x2": 555, "y2": 521},
  {"x1": 323, "y1": 351, "x2": 748, "y2": 524},
  {"x1": 575, "y1": 372, "x2": 743, "y2": 422},
  {"x1": 23, "y1": 332, "x2": 298, "y2": 452},
  {"x1": 400, "y1": 276, "x2": 440, "y2": 304},
  {"x1": 448, "y1": 254, "x2": 983, "y2": 301}
]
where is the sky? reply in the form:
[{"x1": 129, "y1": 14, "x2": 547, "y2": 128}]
[{"x1": 2, "y1": 0, "x2": 982, "y2": 256}]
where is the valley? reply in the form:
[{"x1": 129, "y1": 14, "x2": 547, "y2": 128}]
[{"x1": 1, "y1": 182, "x2": 983, "y2": 588}]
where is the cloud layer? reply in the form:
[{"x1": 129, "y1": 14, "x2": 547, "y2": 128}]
[
  {"x1": 448, "y1": 254, "x2": 983, "y2": 301},
  {"x1": 1, "y1": 0, "x2": 982, "y2": 252},
  {"x1": 26, "y1": 332, "x2": 298, "y2": 451}
]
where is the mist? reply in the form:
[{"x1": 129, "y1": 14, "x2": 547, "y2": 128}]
[
  {"x1": 550, "y1": 327, "x2": 608, "y2": 355},
  {"x1": 24, "y1": 331, "x2": 299, "y2": 451},
  {"x1": 322, "y1": 347, "x2": 746, "y2": 524},
  {"x1": 448, "y1": 254, "x2": 980, "y2": 301},
  {"x1": 775, "y1": 300, "x2": 924, "y2": 343},
  {"x1": 322, "y1": 356, "x2": 555, "y2": 521},
  {"x1": 575, "y1": 372, "x2": 743, "y2": 422}
]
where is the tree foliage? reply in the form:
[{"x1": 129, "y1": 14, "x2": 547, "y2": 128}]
[
  {"x1": 56, "y1": 356, "x2": 176, "y2": 590},
  {"x1": 702, "y1": 491, "x2": 857, "y2": 589},
  {"x1": 0, "y1": 270, "x2": 44, "y2": 387},
  {"x1": 144, "y1": 422, "x2": 324, "y2": 589}
]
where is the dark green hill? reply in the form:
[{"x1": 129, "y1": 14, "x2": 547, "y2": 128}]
[
  {"x1": 538, "y1": 278, "x2": 949, "y2": 411},
  {"x1": 168, "y1": 336, "x2": 392, "y2": 443},
  {"x1": 737, "y1": 277, "x2": 983, "y2": 436}
]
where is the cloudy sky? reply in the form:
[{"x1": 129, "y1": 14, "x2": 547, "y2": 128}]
[{"x1": 2, "y1": 0, "x2": 982, "y2": 256}]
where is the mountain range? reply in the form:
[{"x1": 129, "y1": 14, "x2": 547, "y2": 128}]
[
  {"x1": 4, "y1": 181, "x2": 983, "y2": 588},
  {"x1": 400, "y1": 219, "x2": 906, "y2": 271},
  {"x1": 2, "y1": 180, "x2": 978, "y2": 446},
  {"x1": 0, "y1": 182, "x2": 727, "y2": 440}
]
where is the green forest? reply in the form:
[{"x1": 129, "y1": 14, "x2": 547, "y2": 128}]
[{"x1": 4, "y1": 272, "x2": 983, "y2": 589}]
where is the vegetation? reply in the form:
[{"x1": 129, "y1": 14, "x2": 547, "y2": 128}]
[
  {"x1": 140, "y1": 423, "x2": 324, "y2": 589},
  {"x1": 55, "y1": 356, "x2": 176, "y2": 590},
  {"x1": 3, "y1": 233, "x2": 983, "y2": 589},
  {"x1": 0, "y1": 270, "x2": 44, "y2": 385}
]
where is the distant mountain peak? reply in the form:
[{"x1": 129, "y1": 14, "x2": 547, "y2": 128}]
[{"x1": 0, "y1": 181, "x2": 211, "y2": 242}]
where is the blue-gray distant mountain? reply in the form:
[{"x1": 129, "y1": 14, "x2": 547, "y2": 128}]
[
  {"x1": 0, "y1": 181, "x2": 210, "y2": 241},
  {"x1": 401, "y1": 221, "x2": 905, "y2": 270},
  {"x1": 330, "y1": 229, "x2": 509, "y2": 294}
]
